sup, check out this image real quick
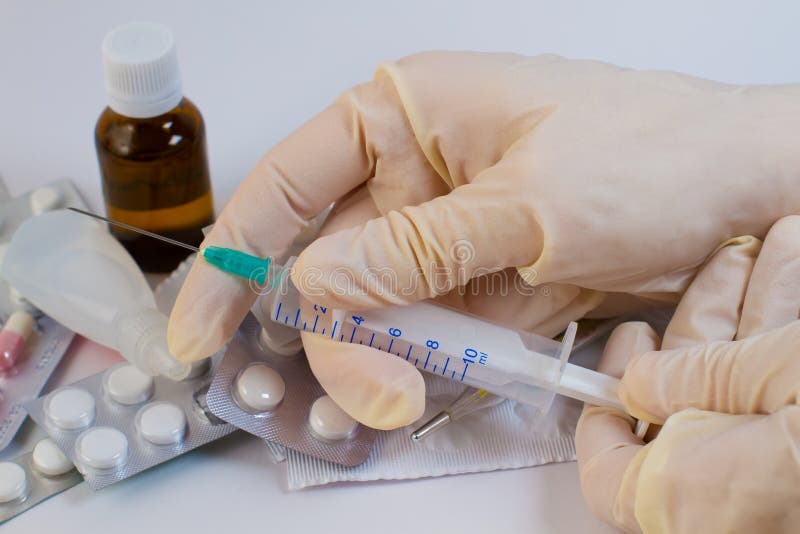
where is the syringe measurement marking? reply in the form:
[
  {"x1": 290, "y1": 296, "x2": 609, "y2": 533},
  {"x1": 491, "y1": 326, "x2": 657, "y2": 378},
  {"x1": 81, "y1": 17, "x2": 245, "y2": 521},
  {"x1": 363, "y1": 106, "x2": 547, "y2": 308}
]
[
  {"x1": 369, "y1": 332, "x2": 470, "y2": 383},
  {"x1": 275, "y1": 303, "x2": 474, "y2": 383}
]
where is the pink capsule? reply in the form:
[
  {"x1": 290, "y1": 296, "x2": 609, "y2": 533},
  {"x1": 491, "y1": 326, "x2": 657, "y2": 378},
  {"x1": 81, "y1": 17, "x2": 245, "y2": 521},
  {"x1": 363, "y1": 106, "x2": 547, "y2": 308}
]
[{"x1": 0, "y1": 311, "x2": 35, "y2": 372}]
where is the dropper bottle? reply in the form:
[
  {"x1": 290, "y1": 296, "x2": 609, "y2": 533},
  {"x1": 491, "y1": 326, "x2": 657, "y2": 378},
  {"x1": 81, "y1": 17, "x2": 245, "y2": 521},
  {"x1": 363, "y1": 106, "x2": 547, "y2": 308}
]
[
  {"x1": 1, "y1": 211, "x2": 191, "y2": 380},
  {"x1": 95, "y1": 22, "x2": 214, "y2": 272}
]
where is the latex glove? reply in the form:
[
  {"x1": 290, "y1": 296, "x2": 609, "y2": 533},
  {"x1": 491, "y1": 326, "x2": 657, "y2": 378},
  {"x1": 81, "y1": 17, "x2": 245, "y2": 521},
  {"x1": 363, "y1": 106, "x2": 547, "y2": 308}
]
[
  {"x1": 168, "y1": 52, "x2": 800, "y2": 429},
  {"x1": 577, "y1": 216, "x2": 800, "y2": 533}
]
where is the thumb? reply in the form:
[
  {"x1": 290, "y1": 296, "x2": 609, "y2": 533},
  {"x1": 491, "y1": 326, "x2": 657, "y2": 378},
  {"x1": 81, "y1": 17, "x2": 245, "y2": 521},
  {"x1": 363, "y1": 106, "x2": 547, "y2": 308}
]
[
  {"x1": 167, "y1": 80, "x2": 391, "y2": 363},
  {"x1": 301, "y1": 332, "x2": 425, "y2": 430},
  {"x1": 292, "y1": 166, "x2": 544, "y2": 309},
  {"x1": 620, "y1": 319, "x2": 800, "y2": 424},
  {"x1": 576, "y1": 321, "x2": 659, "y2": 532}
]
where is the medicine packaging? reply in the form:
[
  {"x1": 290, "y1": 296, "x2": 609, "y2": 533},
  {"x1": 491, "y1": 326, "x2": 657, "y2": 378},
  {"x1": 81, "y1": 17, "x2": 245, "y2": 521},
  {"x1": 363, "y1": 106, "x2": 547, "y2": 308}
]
[
  {"x1": 206, "y1": 315, "x2": 377, "y2": 467},
  {"x1": 0, "y1": 317, "x2": 74, "y2": 453},
  {"x1": 0, "y1": 179, "x2": 85, "y2": 451},
  {"x1": 0, "y1": 438, "x2": 82, "y2": 523},
  {"x1": 25, "y1": 359, "x2": 235, "y2": 490}
]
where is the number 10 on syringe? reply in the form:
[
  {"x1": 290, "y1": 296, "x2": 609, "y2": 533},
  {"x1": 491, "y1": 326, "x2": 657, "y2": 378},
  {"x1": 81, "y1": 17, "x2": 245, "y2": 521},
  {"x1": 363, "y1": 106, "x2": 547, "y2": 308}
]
[{"x1": 257, "y1": 258, "x2": 626, "y2": 415}]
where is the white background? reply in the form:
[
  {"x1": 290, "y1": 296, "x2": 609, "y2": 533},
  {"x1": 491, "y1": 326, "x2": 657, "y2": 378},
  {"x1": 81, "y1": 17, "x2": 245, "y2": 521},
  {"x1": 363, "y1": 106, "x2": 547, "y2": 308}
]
[{"x1": 2, "y1": 1, "x2": 799, "y2": 533}]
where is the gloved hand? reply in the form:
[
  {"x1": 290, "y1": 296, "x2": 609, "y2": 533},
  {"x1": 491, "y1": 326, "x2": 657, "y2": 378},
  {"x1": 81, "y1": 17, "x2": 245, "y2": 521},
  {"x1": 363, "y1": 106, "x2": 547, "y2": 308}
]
[
  {"x1": 168, "y1": 52, "x2": 800, "y2": 429},
  {"x1": 577, "y1": 216, "x2": 800, "y2": 533}
]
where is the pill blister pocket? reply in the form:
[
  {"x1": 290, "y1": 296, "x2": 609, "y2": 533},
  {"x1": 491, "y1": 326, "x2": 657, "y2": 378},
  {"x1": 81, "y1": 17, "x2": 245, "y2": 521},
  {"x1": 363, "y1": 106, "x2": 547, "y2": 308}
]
[
  {"x1": 0, "y1": 439, "x2": 82, "y2": 524},
  {"x1": 0, "y1": 318, "x2": 74, "y2": 452},
  {"x1": 206, "y1": 315, "x2": 377, "y2": 467},
  {"x1": 24, "y1": 357, "x2": 235, "y2": 490}
]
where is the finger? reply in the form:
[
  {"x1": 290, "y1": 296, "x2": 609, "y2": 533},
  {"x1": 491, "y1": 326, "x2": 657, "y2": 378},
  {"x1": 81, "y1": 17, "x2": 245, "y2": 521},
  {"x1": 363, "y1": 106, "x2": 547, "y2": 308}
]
[
  {"x1": 621, "y1": 319, "x2": 800, "y2": 423},
  {"x1": 320, "y1": 184, "x2": 381, "y2": 234},
  {"x1": 635, "y1": 407, "x2": 800, "y2": 532},
  {"x1": 168, "y1": 77, "x2": 404, "y2": 362},
  {"x1": 576, "y1": 321, "x2": 659, "y2": 532},
  {"x1": 435, "y1": 274, "x2": 605, "y2": 338},
  {"x1": 291, "y1": 141, "x2": 549, "y2": 310},
  {"x1": 302, "y1": 333, "x2": 425, "y2": 429},
  {"x1": 661, "y1": 236, "x2": 761, "y2": 350},
  {"x1": 738, "y1": 216, "x2": 800, "y2": 338},
  {"x1": 303, "y1": 182, "x2": 426, "y2": 429}
]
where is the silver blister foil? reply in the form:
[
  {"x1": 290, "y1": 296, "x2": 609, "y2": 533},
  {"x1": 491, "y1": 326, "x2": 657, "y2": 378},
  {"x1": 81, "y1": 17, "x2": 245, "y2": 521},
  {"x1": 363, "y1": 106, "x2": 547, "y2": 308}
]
[
  {"x1": 0, "y1": 320, "x2": 74, "y2": 454},
  {"x1": 206, "y1": 315, "x2": 377, "y2": 467},
  {"x1": 24, "y1": 356, "x2": 235, "y2": 490},
  {"x1": 0, "y1": 446, "x2": 82, "y2": 524}
]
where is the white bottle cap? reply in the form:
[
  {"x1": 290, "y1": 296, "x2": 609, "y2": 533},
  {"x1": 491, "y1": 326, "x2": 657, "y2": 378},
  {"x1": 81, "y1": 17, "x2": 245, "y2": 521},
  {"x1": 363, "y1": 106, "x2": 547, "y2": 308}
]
[{"x1": 102, "y1": 21, "x2": 182, "y2": 118}]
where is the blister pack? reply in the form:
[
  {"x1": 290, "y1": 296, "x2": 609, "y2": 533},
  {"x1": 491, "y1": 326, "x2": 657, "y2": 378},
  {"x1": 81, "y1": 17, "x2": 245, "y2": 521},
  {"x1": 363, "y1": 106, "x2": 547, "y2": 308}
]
[
  {"x1": 0, "y1": 317, "x2": 74, "y2": 453},
  {"x1": 24, "y1": 359, "x2": 235, "y2": 490},
  {"x1": 206, "y1": 315, "x2": 377, "y2": 467},
  {"x1": 0, "y1": 179, "x2": 86, "y2": 452},
  {"x1": 280, "y1": 372, "x2": 580, "y2": 489},
  {"x1": 0, "y1": 438, "x2": 81, "y2": 524}
]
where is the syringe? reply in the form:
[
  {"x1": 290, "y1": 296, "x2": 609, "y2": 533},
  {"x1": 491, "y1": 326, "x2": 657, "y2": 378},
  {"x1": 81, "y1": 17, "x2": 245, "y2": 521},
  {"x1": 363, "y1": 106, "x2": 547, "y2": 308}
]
[
  {"x1": 66, "y1": 208, "x2": 627, "y2": 414},
  {"x1": 253, "y1": 258, "x2": 626, "y2": 414}
]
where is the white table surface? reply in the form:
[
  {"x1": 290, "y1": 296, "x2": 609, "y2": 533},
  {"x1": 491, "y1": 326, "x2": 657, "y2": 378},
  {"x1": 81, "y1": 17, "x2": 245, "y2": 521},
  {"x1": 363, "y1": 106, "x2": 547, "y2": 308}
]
[{"x1": 2, "y1": 1, "x2": 799, "y2": 532}]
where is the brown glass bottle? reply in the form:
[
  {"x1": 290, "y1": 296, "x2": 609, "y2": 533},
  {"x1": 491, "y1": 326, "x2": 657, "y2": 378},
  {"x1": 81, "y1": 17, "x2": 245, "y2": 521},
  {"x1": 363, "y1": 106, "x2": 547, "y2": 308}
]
[{"x1": 95, "y1": 97, "x2": 214, "y2": 272}]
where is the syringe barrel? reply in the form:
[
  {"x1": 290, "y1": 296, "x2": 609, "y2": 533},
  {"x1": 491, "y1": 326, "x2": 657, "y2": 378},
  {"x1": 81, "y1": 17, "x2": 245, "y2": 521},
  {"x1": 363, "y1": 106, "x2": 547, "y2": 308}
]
[{"x1": 252, "y1": 257, "x2": 626, "y2": 414}]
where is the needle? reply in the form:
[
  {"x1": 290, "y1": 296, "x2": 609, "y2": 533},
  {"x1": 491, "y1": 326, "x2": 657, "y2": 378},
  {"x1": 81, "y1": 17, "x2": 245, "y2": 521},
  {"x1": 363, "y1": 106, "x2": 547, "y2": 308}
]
[
  {"x1": 66, "y1": 207, "x2": 200, "y2": 252},
  {"x1": 66, "y1": 207, "x2": 271, "y2": 285}
]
